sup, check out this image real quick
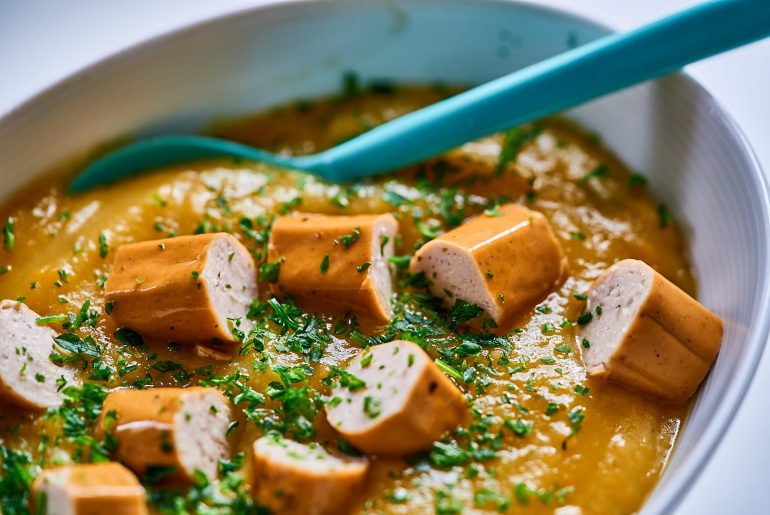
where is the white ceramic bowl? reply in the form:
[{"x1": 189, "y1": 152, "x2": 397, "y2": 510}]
[{"x1": 1, "y1": 1, "x2": 768, "y2": 513}]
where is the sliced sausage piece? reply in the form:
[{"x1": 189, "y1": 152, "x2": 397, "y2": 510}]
[
  {"x1": 268, "y1": 213, "x2": 397, "y2": 322},
  {"x1": 0, "y1": 300, "x2": 78, "y2": 410},
  {"x1": 325, "y1": 340, "x2": 468, "y2": 456},
  {"x1": 96, "y1": 387, "x2": 230, "y2": 484},
  {"x1": 580, "y1": 259, "x2": 723, "y2": 404},
  {"x1": 31, "y1": 462, "x2": 147, "y2": 515},
  {"x1": 410, "y1": 204, "x2": 566, "y2": 324},
  {"x1": 105, "y1": 233, "x2": 257, "y2": 345},
  {"x1": 251, "y1": 435, "x2": 368, "y2": 515}
]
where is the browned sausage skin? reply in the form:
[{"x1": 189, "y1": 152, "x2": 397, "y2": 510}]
[
  {"x1": 268, "y1": 213, "x2": 397, "y2": 322},
  {"x1": 105, "y1": 233, "x2": 257, "y2": 345},
  {"x1": 251, "y1": 435, "x2": 368, "y2": 515},
  {"x1": 96, "y1": 387, "x2": 231, "y2": 484},
  {"x1": 580, "y1": 259, "x2": 723, "y2": 404},
  {"x1": 31, "y1": 462, "x2": 148, "y2": 515},
  {"x1": 410, "y1": 204, "x2": 566, "y2": 324}
]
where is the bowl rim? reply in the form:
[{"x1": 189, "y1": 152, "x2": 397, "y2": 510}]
[{"x1": 1, "y1": 1, "x2": 768, "y2": 513}]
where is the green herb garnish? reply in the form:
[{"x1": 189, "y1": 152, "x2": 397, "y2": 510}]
[
  {"x1": 363, "y1": 396, "x2": 381, "y2": 418},
  {"x1": 496, "y1": 125, "x2": 540, "y2": 175},
  {"x1": 448, "y1": 299, "x2": 483, "y2": 329},
  {"x1": 259, "y1": 260, "x2": 282, "y2": 283},
  {"x1": 339, "y1": 227, "x2": 361, "y2": 248},
  {"x1": 658, "y1": 203, "x2": 674, "y2": 228},
  {"x1": 2, "y1": 217, "x2": 15, "y2": 251},
  {"x1": 98, "y1": 231, "x2": 108, "y2": 258}
]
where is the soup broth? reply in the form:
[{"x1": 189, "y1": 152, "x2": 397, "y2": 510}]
[{"x1": 0, "y1": 85, "x2": 692, "y2": 514}]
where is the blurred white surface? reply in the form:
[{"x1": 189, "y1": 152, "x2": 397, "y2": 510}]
[{"x1": 0, "y1": 1, "x2": 768, "y2": 513}]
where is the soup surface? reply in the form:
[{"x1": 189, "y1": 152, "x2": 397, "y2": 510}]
[{"x1": 0, "y1": 84, "x2": 693, "y2": 514}]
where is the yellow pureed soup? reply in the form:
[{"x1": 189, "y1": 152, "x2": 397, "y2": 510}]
[{"x1": 0, "y1": 85, "x2": 696, "y2": 514}]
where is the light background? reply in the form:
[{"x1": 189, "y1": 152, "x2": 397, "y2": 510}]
[{"x1": 1, "y1": 1, "x2": 768, "y2": 513}]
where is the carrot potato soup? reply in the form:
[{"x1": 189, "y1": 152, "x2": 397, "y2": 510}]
[{"x1": 0, "y1": 81, "x2": 723, "y2": 515}]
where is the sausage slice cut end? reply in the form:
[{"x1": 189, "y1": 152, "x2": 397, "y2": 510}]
[
  {"x1": 98, "y1": 387, "x2": 231, "y2": 483},
  {"x1": 0, "y1": 300, "x2": 79, "y2": 410},
  {"x1": 325, "y1": 340, "x2": 468, "y2": 456},
  {"x1": 580, "y1": 259, "x2": 723, "y2": 404},
  {"x1": 251, "y1": 435, "x2": 368, "y2": 515}
]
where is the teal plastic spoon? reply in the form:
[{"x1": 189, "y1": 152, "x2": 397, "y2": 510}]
[{"x1": 70, "y1": 0, "x2": 770, "y2": 193}]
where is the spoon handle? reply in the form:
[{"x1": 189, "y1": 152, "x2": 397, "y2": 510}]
[{"x1": 320, "y1": 0, "x2": 770, "y2": 181}]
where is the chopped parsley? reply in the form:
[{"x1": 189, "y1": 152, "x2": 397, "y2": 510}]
[
  {"x1": 323, "y1": 366, "x2": 366, "y2": 391},
  {"x1": 387, "y1": 487, "x2": 410, "y2": 504},
  {"x1": 330, "y1": 190, "x2": 350, "y2": 209},
  {"x1": 580, "y1": 163, "x2": 610, "y2": 183},
  {"x1": 52, "y1": 332, "x2": 101, "y2": 360},
  {"x1": 379, "y1": 234, "x2": 390, "y2": 255},
  {"x1": 35, "y1": 315, "x2": 67, "y2": 325},
  {"x1": 279, "y1": 196, "x2": 302, "y2": 214},
  {"x1": 504, "y1": 418, "x2": 533, "y2": 437},
  {"x1": 430, "y1": 441, "x2": 470, "y2": 468},
  {"x1": 435, "y1": 486, "x2": 463, "y2": 514},
  {"x1": 363, "y1": 396, "x2": 381, "y2": 418},
  {"x1": 342, "y1": 70, "x2": 361, "y2": 97},
  {"x1": 448, "y1": 299, "x2": 484, "y2": 329},
  {"x1": 98, "y1": 231, "x2": 109, "y2": 258},
  {"x1": 416, "y1": 220, "x2": 442, "y2": 240},
  {"x1": 496, "y1": 125, "x2": 540, "y2": 175},
  {"x1": 628, "y1": 173, "x2": 648, "y2": 188},
  {"x1": 382, "y1": 190, "x2": 411, "y2": 207},
  {"x1": 0, "y1": 446, "x2": 37, "y2": 513},
  {"x1": 339, "y1": 227, "x2": 361, "y2": 248},
  {"x1": 577, "y1": 312, "x2": 593, "y2": 325},
  {"x1": 266, "y1": 298, "x2": 301, "y2": 333},
  {"x1": 114, "y1": 327, "x2": 143, "y2": 346},
  {"x1": 388, "y1": 255, "x2": 411, "y2": 269},
  {"x1": 435, "y1": 359, "x2": 463, "y2": 381},
  {"x1": 474, "y1": 488, "x2": 510, "y2": 512},
  {"x1": 2, "y1": 217, "x2": 14, "y2": 251},
  {"x1": 152, "y1": 360, "x2": 183, "y2": 372},
  {"x1": 48, "y1": 383, "x2": 111, "y2": 461},
  {"x1": 658, "y1": 203, "x2": 674, "y2": 228},
  {"x1": 483, "y1": 204, "x2": 501, "y2": 217},
  {"x1": 454, "y1": 341, "x2": 482, "y2": 358},
  {"x1": 567, "y1": 407, "x2": 586, "y2": 436},
  {"x1": 574, "y1": 384, "x2": 590, "y2": 396},
  {"x1": 259, "y1": 260, "x2": 282, "y2": 283}
]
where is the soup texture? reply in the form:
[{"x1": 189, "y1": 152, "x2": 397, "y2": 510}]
[{"x1": 0, "y1": 84, "x2": 693, "y2": 514}]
